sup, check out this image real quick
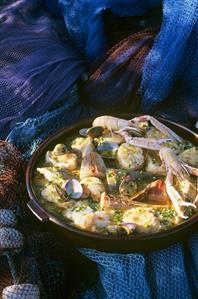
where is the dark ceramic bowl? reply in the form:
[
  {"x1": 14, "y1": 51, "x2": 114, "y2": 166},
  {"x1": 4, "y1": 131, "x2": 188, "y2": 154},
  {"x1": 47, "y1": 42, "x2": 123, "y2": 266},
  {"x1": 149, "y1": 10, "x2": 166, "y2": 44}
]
[{"x1": 26, "y1": 114, "x2": 198, "y2": 253}]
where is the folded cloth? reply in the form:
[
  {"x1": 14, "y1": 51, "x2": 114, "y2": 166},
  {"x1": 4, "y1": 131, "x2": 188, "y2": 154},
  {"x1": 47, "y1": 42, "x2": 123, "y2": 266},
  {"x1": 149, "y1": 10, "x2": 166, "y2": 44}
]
[
  {"x1": 57, "y1": 0, "x2": 198, "y2": 125},
  {"x1": 78, "y1": 234, "x2": 198, "y2": 299},
  {"x1": 6, "y1": 85, "x2": 103, "y2": 159},
  {"x1": 58, "y1": 0, "x2": 161, "y2": 61},
  {"x1": 85, "y1": 26, "x2": 159, "y2": 111},
  {"x1": 0, "y1": 0, "x2": 86, "y2": 139},
  {"x1": 140, "y1": 0, "x2": 198, "y2": 125}
]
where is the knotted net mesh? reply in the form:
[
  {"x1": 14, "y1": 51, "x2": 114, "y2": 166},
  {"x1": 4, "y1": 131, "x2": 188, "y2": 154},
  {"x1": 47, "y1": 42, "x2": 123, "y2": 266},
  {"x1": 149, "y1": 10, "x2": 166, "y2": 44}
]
[{"x1": 0, "y1": 0, "x2": 86, "y2": 139}]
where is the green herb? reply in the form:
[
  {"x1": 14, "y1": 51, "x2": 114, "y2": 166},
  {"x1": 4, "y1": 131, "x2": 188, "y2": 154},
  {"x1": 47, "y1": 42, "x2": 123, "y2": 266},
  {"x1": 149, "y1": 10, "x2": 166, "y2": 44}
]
[
  {"x1": 87, "y1": 199, "x2": 99, "y2": 211},
  {"x1": 74, "y1": 204, "x2": 88, "y2": 212},
  {"x1": 112, "y1": 210, "x2": 123, "y2": 223},
  {"x1": 155, "y1": 208, "x2": 175, "y2": 219}
]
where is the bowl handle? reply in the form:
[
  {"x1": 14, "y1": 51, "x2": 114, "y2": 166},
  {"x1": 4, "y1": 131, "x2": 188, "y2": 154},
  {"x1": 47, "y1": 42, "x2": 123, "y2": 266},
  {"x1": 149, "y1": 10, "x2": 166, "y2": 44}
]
[{"x1": 27, "y1": 199, "x2": 49, "y2": 222}]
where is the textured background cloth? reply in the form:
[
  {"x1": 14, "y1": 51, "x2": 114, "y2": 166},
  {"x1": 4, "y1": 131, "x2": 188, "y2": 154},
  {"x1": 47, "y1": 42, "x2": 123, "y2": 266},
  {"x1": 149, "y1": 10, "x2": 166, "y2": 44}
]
[
  {"x1": 0, "y1": 141, "x2": 25, "y2": 210},
  {"x1": 84, "y1": 26, "x2": 159, "y2": 111},
  {"x1": 52, "y1": 0, "x2": 198, "y2": 124},
  {"x1": 78, "y1": 234, "x2": 198, "y2": 299},
  {"x1": 0, "y1": 141, "x2": 66, "y2": 298},
  {"x1": 0, "y1": 0, "x2": 86, "y2": 139},
  {"x1": 140, "y1": 0, "x2": 198, "y2": 125},
  {"x1": 58, "y1": 0, "x2": 161, "y2": 61},
  {"x1": 1, "y1": 0, "x2": 198, "y2": 298},
  {"x1": 6, "y1": 86, "x2": 103, "y2": 159}
]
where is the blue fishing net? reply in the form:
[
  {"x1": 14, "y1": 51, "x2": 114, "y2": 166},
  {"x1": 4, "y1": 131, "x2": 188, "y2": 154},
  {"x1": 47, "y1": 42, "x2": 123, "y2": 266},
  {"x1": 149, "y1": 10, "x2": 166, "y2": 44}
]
[
  {"x1": 6, "y1": 85, "x2": 102, "y2": 159},
  {"x1": 0, "y1": 0, "x2": 86, "y2": 139},
  {"x1": 140, "y1": 0, "x2": 198, "y2": 124},
  {"x1": 78, "y1": 234, "x2": 198, "y2": 299}
]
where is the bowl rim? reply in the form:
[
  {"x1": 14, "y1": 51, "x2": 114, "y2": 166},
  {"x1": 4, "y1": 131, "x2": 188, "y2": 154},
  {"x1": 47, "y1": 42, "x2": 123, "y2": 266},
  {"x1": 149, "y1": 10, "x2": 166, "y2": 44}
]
[{"x1": 26, "y1": 114, "x2": 198, "y2": 243}]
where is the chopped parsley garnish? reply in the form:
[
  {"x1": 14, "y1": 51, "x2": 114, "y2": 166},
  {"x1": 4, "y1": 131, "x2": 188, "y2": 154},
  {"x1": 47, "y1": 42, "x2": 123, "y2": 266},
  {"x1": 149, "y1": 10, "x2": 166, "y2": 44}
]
[
  {"x1": 155, "y1": 208, "x2": 175, "y2": 218},
  {"x1": 87, "y1": 199, "x2": 99, "y2": 211},
  {"x1": 112, "y1": 210, "x2": 123, "y2": 223}
]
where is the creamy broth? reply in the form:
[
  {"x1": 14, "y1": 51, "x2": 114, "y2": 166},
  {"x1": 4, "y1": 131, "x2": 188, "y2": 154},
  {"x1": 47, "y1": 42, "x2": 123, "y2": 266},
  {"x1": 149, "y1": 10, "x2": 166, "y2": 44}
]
[{"x1": 33, "y1": 116, "x2": 198, "y2": 235}]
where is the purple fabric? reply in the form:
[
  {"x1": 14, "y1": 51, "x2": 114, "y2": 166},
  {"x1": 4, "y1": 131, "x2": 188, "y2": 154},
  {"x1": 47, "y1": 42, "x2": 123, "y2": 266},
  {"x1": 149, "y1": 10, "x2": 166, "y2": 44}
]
[{"x1": 0, "y1": 0, "x2": 86, "y2": 139}]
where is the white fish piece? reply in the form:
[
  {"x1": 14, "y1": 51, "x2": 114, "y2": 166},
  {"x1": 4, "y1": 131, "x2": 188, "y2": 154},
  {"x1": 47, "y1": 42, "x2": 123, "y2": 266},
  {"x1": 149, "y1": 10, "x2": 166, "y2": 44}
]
[
  {"x1": 37, "y1": 167, "x2": 66, "y2": 187},
  {"x1": 64, "y1": 204, "x2": 94, "y2": 230},
  {"x1": 80, "y1": 177, "x2": 105, "y2": 201},
  {"x1": 93, "y1": 211, "x2": 111, "y2": 228},
  {"x1": 37, "y1": 167, "x2": 58, "y2": 181},
  {"x1": 71, "y1": 136, "x2": 95, "y2": 157},
  {"x1": 123, "y1": 207, "x2": 161, "y2": 234},
  {"x1": 46, "y1": 150, "x2": 78, "y2": 171},
  {"x1": 117, "y1": 143, "x2": 144, "y2": 170},
  {"x1": 41, "y1": 185, "x2": 61, "y2": 203}
]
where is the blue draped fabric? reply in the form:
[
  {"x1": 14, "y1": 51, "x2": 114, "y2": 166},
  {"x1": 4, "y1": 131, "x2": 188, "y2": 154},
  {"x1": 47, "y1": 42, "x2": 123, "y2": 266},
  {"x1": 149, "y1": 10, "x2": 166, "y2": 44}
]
[
  {"x1": 6, "y1": 86, "x2": 102, "y2": 159},
  {"x1": 79, "y1": 234, "x2": 198, "y2": 299},
  {"x1": 140, "y1": 1, "x2": 198, "y2": 124},
  {"x1": 0, "y1": 0, "x2": 86, "y2": 139},
  {"x1": 51, "y1": 0, "x2": 198, "y2": 124},
  {"x1": 58, "y1": 0, "x2": 161, "y2": 61}
]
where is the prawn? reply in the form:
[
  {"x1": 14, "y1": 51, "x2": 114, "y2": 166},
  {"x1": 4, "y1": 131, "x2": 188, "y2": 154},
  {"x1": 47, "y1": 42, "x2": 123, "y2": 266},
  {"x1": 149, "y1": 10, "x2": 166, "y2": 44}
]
[{"x1": 92, "y1": 115, "x2": 144, "y2": 136}]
